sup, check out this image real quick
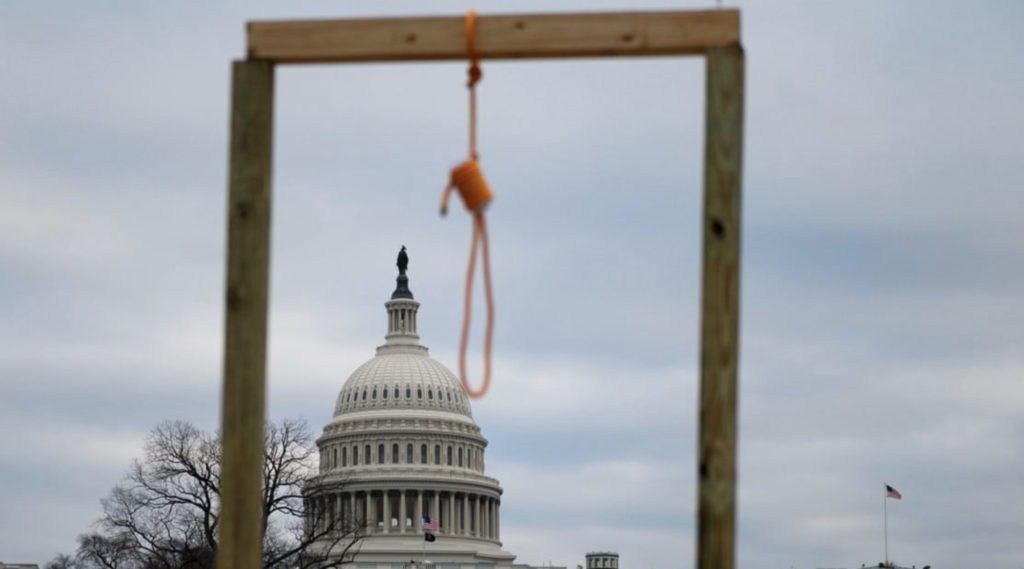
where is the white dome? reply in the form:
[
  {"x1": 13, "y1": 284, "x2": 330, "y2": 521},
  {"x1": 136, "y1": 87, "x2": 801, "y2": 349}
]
[{"x1": 332, "y1": 351, "x2": 473, "y2": 418}]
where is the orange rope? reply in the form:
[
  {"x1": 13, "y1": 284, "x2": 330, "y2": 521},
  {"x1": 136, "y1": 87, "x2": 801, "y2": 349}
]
[
  {"x1": 458, "y1": 213, "x2": 493, "y2": 398},
  {"x1": 466, "y1": 9, "x2": 481, "y2": 160},
  {"x1": 440, "y1": 9, "x2": 494, "y2": 399}
]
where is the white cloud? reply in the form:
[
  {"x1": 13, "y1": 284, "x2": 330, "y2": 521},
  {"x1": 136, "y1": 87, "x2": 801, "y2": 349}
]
[
  {"x1": 0, "y1": 417, "x2": 142, "y2": 474},
  {"x1": 495, "y1": 458, "x2": 689, "y2": 518},
  {"x1": 0, "y1": 172, "x2": 133, "y2": 271}
]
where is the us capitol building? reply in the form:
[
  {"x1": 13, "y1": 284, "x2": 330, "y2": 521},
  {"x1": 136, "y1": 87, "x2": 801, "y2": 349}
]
[{"x1": 304, "y1": 250, "x2": 621, "y2": 569}]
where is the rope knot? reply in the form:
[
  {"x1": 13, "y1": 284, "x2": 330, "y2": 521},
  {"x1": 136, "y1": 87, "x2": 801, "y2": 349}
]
[
  {"x1": 467, "y1": 64, "x2": 483, "y2": 88},
  {"x1": 440, "y1": 159, "x2": 492, "y2": 216}
]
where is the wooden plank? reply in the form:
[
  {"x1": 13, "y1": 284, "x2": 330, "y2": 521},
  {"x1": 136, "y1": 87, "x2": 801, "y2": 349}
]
[
  {"x1": 218, "y1": 59, "x2": 274, "y2": 569},
  {"x1": 696, "y1": 43, "x2": 744, "y2": 569},
  {"x1": 248, "y1": 10, "x2": 739, "y2": 63}
]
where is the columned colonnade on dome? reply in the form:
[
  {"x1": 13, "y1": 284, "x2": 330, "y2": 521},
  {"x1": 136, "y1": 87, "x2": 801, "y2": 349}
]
[{"x1": 307, "y1": 488, "x2": 501, "y2": 540}]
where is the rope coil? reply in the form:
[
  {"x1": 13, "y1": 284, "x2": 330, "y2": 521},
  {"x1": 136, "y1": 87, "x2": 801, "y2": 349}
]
[
  {"x1": 440, "y1": 9, "x2": 494, "y2": 399},
  {"x1": 441, "y1": 160, "x2": 492, "y2": 215}
]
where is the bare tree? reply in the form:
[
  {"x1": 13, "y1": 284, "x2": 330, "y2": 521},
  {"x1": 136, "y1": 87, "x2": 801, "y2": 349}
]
[
  {"x1": 43, "y1": 553, "x2": 79, "y2": 569},
  {"x1": 47, "y1": 418, "x2": 363, "y2": 569},
  {"x1": 268, "y1": 483, "x2": 365, "y2": 569},
  {"x1": 76, "y1": 532, "x2": 137, "y2": 569},
  {"x1": 260, "y1": 419, "x2": 365, "y2": 569}
]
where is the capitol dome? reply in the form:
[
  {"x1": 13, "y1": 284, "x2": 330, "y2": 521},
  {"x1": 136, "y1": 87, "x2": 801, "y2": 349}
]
[
  {"x1": 305, "y1": 249, "x2": 515, "y2": 568},
  {"x1": 332, "y1": 352, "x2": 473, "y2": 419}
]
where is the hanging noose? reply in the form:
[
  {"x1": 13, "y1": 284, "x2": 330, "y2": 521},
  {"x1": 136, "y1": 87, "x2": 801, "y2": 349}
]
[{"x1": 439, "y1": 9, "x2": 494, "y2": 399}]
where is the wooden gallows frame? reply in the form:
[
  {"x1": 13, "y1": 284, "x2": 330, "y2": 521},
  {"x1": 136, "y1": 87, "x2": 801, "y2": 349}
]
[{"x1": 220, "y1": 9, "x2": 744, "y2": 569}]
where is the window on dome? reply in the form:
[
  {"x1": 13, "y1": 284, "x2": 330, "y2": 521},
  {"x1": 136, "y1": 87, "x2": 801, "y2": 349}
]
[
  {"x1": 365, "y1": 445, "x2": 371, "y2": 464},
  {"x1": 434, "y1": 445, "x2": 440, "y2": 465},
  {"x1": 332, "y1": 448, "x2": 337, "y2": 469},
  {"x1": 342, "y1": 447, "x2": 348, "y2": 467},
  {"x1": 362, "y1": 389, "x2": 367, "y2": 401},
  {"x1": 392, "y1": 443, "x2": 398, "y2": 463},
  {"x1": 420, "y1": 444, "x2": 427, "y2": 464},
  {"x1": 378, "y1": 444, "x2": 385, "y2": 464},
  {"x1": 458, "y1": 447, "x2": 463, "y2": 467},
  {"x1": 383, "y1": 387, "x2": 388, "y2": 400},
  {"x1": 417, "y1": 387, "x2": 423, "y2": 399},
  {"x1": 372, "y1": 388, "x2": 377, "y2": 400},
  {"x1": 406, "y1": 443, "x2": 413, "y2": 464},
  {"x1": 394, "y1": 387, "x2": 399, "y2": 399},
  {"x1": 353, "y1": 446, "x2": 359, "y2": 466},
  {"x1": 406, "y1": 386, "x2": 411, "y2": 399},
  {"x1": 346, "y1": 392, "x2": 351, "y2": 403},
  {"x1": 428, "y1": 389, "x2": 433, "y2": 400},
  {"x1": 446, "y1": 446, "x2": 452, "y2": 466}
]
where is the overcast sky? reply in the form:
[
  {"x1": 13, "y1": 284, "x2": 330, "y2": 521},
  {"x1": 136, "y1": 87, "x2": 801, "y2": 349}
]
[{"x1": 2, "y1": 2, "x2": 1023, "y2": 569}]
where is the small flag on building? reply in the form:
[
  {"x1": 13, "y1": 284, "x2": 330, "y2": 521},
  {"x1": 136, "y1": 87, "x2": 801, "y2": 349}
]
[
  {"x1": 424, "y1": 533, "x2": 436, "y2": 542},
  {"x1": 886, "y1": 484, "x2": 902, "y2": 500},
  {"x1": 424, "y1": 516, "x2": 439, "y2": 531}
]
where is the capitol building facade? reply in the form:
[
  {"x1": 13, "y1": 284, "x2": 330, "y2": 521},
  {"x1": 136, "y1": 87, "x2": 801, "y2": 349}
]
[
  {"x1": 304, "y1": 257, "x2": 516, "y2": 569},
  {"x1": 303, "y1": 253, "x2": 618, "y2": 569}
]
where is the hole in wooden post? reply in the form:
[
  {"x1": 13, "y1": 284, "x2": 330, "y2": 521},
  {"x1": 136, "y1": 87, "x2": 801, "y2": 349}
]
[
  {"x1": 227, "y1": 286, "x2": 244, "y2": 310},
  {"x1": 514, "y1": 20, "x2": 525, "y2": 30},
  {"x1": 235, "y1": 198, "x2": 252, "y2": 219},
  {"x1": 405, "y1": 33, "x2": 417, "y2": 44},
  {"x1": 711, "y1": 218, "x2": 725, "y2": 238}
]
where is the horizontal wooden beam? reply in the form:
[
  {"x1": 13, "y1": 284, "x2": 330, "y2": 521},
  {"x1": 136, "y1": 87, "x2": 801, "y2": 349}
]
[{"x1": 247, "y1": 10, "x2": 740, "y2": 64}]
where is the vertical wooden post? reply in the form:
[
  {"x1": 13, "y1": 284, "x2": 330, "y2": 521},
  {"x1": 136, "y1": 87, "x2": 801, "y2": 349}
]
[
  {"x1": 696, "y1": 43, "x2": 744, "y2": 569},
  {"x1": 219, "y1": 59, "x2": 274, "y2": 569}
]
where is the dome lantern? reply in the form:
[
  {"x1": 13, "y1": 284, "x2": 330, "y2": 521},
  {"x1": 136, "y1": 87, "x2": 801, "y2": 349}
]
[{"x1": 381, "y1": 246, "x2": 424, "y2": 352}]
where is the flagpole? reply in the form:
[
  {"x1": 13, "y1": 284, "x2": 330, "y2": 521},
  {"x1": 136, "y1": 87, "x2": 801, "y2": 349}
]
[{"x1": 883, "y1": 482, "x2": 888, "y2": 567}]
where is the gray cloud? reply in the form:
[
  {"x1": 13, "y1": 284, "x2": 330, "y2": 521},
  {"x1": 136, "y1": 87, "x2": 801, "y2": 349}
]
[{"x1": 2, "y1": 2, "x2": 1023, "y2": 569}]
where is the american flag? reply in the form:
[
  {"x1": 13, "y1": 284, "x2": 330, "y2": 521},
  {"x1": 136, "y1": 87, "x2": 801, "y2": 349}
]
[
  {"x1": 423, "y1": 516, "x2": 439, "y2": 531},
  {"x1": 886, "y1": 484, "x2": 902, "y2": 500}
]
